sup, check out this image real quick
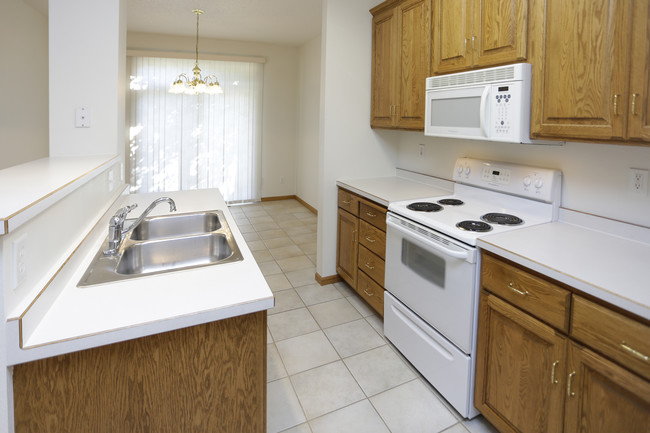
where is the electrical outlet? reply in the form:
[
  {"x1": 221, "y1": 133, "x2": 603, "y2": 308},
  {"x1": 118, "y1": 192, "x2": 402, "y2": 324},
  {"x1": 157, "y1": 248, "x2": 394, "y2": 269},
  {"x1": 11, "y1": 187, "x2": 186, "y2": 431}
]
[
  {"x1": 629, "y1": 168, "x2": 649, "y2": 195},
  {"x1": 12, "y1": 234, "x2": 27, "y2": 289},
  {"x1": 418, "y1": 144, "x2": 425, "y2": 157}
]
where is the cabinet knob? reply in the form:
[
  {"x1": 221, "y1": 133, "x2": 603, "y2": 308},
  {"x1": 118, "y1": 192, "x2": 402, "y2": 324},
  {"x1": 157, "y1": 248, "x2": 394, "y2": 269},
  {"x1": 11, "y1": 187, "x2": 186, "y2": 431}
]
[
  {"x1": 632, "y1": 93, "x2": 639, "y2": 116},
  {"x1": 567, "y1": 371, "x2": 576, "y2": 397},
  {"x1": 620, "y1": 341, "x2": 649, "y2": 362},
  {"x1": 508, "y1": 282, "x2": 529, "y2": 296},
  {"x1": 551, "y1": 360, "x2": 560, "y2": 384}
]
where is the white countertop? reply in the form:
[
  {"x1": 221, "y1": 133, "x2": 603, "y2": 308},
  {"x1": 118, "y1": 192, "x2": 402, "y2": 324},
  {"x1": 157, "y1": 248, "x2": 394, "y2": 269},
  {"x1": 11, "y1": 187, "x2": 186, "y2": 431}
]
[
  {"x1": 336, "y1": 169, "x2": 453, "y2": 206},
  {"x1": 478, "y1": 210, "x2": 650, "y2": 320},
  {"x1": 7, "y1": 189, "x2": 273, "y2": 365},
  {"x1": 0, "y1": 155, "x2": 117, "y2": 235}
]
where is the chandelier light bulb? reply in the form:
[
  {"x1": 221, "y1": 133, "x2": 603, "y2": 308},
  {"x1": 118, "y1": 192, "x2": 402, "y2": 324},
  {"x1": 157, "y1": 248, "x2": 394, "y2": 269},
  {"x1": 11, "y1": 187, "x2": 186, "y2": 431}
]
[{"x1": 169, "y1": 9, "x2": 223, "y2": 96}]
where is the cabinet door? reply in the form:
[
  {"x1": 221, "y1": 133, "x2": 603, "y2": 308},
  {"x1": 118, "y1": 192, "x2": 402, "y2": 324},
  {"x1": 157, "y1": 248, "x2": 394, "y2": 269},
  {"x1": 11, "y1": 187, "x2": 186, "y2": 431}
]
[
  {"x1": 336, "y1": 208, "x2": 358, "y2": 289},
  {"x1": 395, "y1": 0, "x2": 431, "y2": 129},
  {"x1": 371, "y1": 7, "x2": 397, "y2": 128},
  {"x1": 474, "y1": 0, "x2": 527, "y2": 67},
  {"x1": 474, "y1": 293, "x2": 567, "y2": 433},
  {"x1": 432, "y1": 0, "x2": 474, "y2": 74},
  {"x1": 564, "y1": 343, "x2": 650, "y2": 433},
  {"x1": 531, "y1": 0, "x2": 633, "y2": 140},
  {"x1": 627, "y1": 0, "x2": 650, "y2": 141}
]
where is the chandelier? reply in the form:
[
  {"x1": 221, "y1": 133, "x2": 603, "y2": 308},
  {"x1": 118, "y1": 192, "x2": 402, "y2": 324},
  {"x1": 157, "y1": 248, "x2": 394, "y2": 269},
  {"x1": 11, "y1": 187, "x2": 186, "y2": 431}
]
[{"x1": 169, "y1": 9, "x2": 223, "y2": 95}]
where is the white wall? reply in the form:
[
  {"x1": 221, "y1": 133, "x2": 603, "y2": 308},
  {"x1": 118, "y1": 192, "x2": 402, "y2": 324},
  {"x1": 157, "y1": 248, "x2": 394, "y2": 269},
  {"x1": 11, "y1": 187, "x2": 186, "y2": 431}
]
[
  {"x1": 49, "y1": 0, "x2": 126, "y2": 158},
  {"x1": 0, "y1": 0, "x2": 49, "y2": 170},
  {"x1": 397, "y1": 134, "x2": 650, "y2": 227},
  {"x1": 317, "y1": 0, "x2": 399, "y2": 278},
  {"x1": 126, "y1": 33, "x2": 299, "y2": 199},
  {"x1": 296, "y1": 36, "x2": 322, "y2": 210}
]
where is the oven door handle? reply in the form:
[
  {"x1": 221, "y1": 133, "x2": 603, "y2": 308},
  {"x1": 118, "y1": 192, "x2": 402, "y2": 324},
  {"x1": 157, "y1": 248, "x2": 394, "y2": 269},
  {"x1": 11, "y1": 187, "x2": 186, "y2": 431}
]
[{"x1": 387, "y1": 218, "x2": 471, "y2": 261}]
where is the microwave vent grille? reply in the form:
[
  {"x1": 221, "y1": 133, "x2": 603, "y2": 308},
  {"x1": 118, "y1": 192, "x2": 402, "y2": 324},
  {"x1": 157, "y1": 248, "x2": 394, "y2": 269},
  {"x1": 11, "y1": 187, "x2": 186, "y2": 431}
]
[{"x1": 427, "y1": 65, "x2": 516, "y2": 89}]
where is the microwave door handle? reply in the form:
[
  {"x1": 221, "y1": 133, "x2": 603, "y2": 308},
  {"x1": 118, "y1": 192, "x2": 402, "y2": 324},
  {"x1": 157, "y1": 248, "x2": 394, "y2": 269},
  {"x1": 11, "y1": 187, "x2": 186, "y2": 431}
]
[
  {"x1": 479, "y1": 85, "x2": 490, "y2": 137},
  {"x1": 387, "y1": 218, "x2": 470, "y2": 261}
]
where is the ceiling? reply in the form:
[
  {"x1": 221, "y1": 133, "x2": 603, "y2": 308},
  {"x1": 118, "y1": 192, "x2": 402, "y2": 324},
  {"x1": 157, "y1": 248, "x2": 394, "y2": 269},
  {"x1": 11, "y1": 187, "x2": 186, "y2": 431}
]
[{"x1": 27, "y1": 0, "x2": 323, "y2": 46}]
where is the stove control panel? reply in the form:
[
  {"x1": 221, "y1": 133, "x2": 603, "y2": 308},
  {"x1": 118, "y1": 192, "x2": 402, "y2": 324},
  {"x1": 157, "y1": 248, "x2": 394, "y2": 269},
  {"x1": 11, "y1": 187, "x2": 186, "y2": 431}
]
[{"x1": 454, "y1": 157, "x2": 562, "y2": 204}]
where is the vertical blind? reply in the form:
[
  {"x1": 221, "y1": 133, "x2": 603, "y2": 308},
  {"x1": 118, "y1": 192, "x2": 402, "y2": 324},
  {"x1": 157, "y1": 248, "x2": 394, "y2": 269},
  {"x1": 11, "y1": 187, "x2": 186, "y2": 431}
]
[{"x1": 128, "y1": 56, "x2": 263, "y2": 203}]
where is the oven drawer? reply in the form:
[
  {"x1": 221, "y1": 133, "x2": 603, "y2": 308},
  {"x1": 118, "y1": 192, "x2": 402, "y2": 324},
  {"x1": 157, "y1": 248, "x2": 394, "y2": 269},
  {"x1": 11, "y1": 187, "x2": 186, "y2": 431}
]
[
  {"x1": 481, "y1": 253, "x2": 571, "y2": 332},
  {"x1": 571, "y1": 295, "x2": 650, "y2": 381},
  {"x1": 338, "y1": 188, "x2": 359, "y2": 216},
  {"x1": 358, "y1": 245, "x2": 385, "y2": 286},
  {"x1": 357, "y1": 271, "x2": 384, "y2": 316},
  {"x1": 359, "y1": 201, "x2": 386, "y2": 231},
  {"x1": 384, "y1": 292, "x2": 475, "y2": 418},
  {"x1": 359, "y1": 220, "x2": 386, "y2": 258}
]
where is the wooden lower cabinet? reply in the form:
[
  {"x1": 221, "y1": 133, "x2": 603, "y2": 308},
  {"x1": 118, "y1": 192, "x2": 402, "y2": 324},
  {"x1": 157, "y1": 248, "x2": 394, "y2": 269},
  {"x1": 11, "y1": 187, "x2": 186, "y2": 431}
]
[
  {"x1": 336, "y1": 187, "x2": 386, "y2": 316},
  {"x1": 13, "y1": 311, "x2": 267, "y2": 433},
  {"x1": 336, "y1": 207, "x2": 359, "y2": 288},
  {"x1": 476, "y1": 252, "x2": 650, "y2": 433},
  {"x1": 475, "y1": 293, "x2": 566, "y2": 433},
  {"x1": 564, "y1": 343, "x2": 650, "y2": 433}
]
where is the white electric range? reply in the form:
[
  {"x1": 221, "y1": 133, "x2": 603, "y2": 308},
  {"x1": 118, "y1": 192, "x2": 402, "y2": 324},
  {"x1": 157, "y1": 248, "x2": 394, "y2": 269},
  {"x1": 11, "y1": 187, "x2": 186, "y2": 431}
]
[{"x1": 383, "y1": 157, "x2": 562, "y2": 418}]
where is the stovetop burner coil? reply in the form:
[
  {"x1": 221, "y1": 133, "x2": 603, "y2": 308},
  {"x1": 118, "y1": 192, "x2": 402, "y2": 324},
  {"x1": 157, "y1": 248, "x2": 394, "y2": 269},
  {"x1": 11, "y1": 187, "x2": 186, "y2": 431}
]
[
  {"x1": 480, "y1": 213, "x2": 524, "y2": 226},
  {"x1": 456, "y1": 220, "x2": 493, "y2": 232},
  {"x1": 407, "y1": 202, "x2": 443, "y2": 212},
  {"x1": 437, "y1": 198, "x2": 465, "y2": 206}
]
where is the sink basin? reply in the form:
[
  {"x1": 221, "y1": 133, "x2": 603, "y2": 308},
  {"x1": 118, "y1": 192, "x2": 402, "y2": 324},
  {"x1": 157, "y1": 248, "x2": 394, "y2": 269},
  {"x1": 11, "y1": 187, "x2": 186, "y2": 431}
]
[
  {"x1": 129, "y1": 211, "x2": 222, "y2": 241},
  {"x1": 116, "y1": 234, "x2": 233, "y2": 275},
  {"x1": 78, "y1": 209, "x2": 243, "y2": 287}
]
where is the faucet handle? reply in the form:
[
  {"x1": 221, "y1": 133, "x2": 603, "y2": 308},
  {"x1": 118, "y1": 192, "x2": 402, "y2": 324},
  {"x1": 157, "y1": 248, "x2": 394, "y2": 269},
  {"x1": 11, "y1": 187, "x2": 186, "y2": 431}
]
[{"x1": 115, "y1": 204, "x2": 138, "y2": 220}]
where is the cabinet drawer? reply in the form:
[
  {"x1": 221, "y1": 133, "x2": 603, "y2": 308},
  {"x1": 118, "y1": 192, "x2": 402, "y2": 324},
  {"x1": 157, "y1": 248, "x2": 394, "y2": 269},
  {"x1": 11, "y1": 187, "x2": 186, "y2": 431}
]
[
  {"x1": 357, "y1": 271, "x2": 384, "y2": 316},
  {"x1": 359, "y1": 219, "x2": 386, "y2": 259},
  {"x1": 358, "y1": 245, "x2": 385, "y2": 287},
  {"x1": 481, "y1": 253, "x2": 571, "y2": 331},
  {"x1": 359, "y1": 200, "x2": 387, "y2": 231},
  {"x1": 338, "y1": 188, "x2": 359, "y2": 216},
  {"x1": 571, "y1": 296, "x2": 650, "y2": 381}
]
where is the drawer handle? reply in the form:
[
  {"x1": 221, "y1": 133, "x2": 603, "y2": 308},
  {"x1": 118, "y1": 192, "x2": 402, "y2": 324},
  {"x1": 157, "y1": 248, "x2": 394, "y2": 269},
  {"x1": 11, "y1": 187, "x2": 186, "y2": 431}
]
[
  {"x1": 342, "y1": 200, "x2": 351, "y2": 205},
  {"x1": 567, "y1": 371, "x2": 576, "y2": 397},
  {"x1": 508, "y1": 282, "x2": 529, "y2": 296},
  {"x1": 621, "y1": 342, "x2": 649, "y2": 362},
  {"x1": 365, "y1": 236, "x2": 376, "y2": 243},
  {"x1": 551, "y1": 360, "x2": 560, "y2": 384},
  {"x1": 363, "y1": 289, "x2": 375, "y2": 297},
  {"x1": 632, "y1": 93, "x2": 639, "y2": 116},
  {"x1": 366, "y1": 212, "x2": 377, "y2": 218},
  {"x1": 364, "y1": 263, "x2": 375, "y2": 270},
  {"x1": 613, "y1": 94, "x2": 620, "y2": 116}
]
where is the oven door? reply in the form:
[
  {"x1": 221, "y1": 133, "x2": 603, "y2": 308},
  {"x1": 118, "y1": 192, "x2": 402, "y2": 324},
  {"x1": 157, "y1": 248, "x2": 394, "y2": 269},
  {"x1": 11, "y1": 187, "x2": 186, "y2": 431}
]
[{"x1": 385, "y1": 213, "x2": 478, "y2": 354}]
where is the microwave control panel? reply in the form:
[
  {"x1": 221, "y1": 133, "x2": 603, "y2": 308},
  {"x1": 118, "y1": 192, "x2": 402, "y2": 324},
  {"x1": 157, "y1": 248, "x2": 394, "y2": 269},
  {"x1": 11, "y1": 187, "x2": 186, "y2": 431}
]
[{"x1": 490, "y1": 82, "x2": 523, "y2": 140}]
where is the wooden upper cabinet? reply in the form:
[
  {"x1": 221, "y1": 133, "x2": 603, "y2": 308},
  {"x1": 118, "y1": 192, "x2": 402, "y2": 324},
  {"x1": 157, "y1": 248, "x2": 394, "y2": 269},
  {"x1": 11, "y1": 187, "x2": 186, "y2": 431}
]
[
  {"x1": 396, "y1": 0, "x2": 432, "y2": 128},
  {"x1": 530, "y1": 0, "x2": 634, "y2": 141},
  {"x1": 627, "y1": 0, "x2": 650, "y2": 141},
  {"x1": 371, "y1": 0, "x2": 432, "y2": 130},
  {"x1": 474, "y1": 0, "x2": 528, "y2": 67},
  {"x1": 432, "y1": 0, "x2": 473, "y2": 74},
  {"x1": 371, "y1": 7, "x2": 397, "y2": 129},
  {"x1": 432, "y1": 0, "x2": 527, "y2": 75}
]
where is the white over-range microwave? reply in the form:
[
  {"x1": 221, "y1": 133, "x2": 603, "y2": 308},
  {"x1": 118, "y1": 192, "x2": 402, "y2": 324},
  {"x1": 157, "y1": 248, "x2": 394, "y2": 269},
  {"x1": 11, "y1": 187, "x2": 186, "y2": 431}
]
[{"x1": 424, "y1": 63, "x2": 532, "y2": 143}]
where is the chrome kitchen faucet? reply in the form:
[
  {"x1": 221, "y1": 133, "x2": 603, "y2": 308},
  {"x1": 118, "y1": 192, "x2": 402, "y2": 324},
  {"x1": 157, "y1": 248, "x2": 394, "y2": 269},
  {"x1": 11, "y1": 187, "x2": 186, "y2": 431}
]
[{"x1": 103, "y1": 197, "x2": 177, "y2": 255}]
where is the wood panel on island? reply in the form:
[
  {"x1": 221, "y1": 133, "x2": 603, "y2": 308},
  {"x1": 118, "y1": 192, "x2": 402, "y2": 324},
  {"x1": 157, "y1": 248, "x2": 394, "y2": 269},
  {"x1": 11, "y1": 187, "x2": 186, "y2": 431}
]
[
  {"x1": 475, "y1": 251, "x2": 650, "y2": 433},
  {"x1": 336, "y1": 187, "x2": 387, "y2": 316}
]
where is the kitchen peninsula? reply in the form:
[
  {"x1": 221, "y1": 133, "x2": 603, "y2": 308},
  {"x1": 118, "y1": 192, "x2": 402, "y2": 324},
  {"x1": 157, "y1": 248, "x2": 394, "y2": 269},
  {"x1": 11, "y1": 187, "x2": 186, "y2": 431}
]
[{"x1": 0, "y1": 156, "x2": 273, "y2": 433}]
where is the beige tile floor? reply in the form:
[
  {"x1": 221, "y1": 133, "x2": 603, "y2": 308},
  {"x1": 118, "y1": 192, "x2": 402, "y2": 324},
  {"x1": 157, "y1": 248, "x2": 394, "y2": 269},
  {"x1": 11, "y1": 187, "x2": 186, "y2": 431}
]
[{"x1": 230, "y1": 199, "x2": 499, "y2": 433}]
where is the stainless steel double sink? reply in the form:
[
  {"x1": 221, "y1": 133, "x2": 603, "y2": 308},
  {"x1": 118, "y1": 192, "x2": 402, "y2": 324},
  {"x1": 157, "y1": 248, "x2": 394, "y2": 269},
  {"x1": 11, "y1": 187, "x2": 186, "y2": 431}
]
[{"x1": 78, "y1": 210, "x2": 243, "y2": 287}]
